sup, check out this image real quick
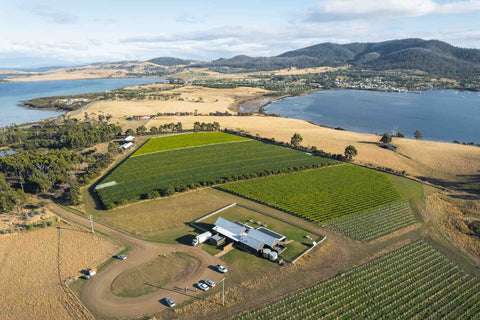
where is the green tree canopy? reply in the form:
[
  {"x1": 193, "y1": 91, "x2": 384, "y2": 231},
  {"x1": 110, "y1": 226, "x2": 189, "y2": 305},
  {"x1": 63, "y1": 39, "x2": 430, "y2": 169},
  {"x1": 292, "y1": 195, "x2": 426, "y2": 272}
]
[
  {"x1": 414, "y1": 130, "x2": 423, "y2": 140},
  {"x1": 290, "y1": 133, "x2": 303, "y2": 147},
  {"x1": 344, "y1": 145, "x2": 358, "y2": 161},
  {"x1": 380, "y1": 133, "x2": 392, "y2": 144}
]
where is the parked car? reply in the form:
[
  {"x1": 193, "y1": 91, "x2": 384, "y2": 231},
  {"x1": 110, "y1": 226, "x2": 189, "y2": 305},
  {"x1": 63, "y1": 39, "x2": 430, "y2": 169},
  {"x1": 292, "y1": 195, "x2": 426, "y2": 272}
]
[
  {"x1": 203, "y1": 280, "x2": 216, "y2": 287},
  {"x1": 216, "y1": 265, "x2": 228, "y2": 273},
  {"x1": 196, "y1": 282, "x2": 209, "y2": 291},
  {"x1": 164, "y1": 298, "x2": 175, "y2": 307},
  {"x1": 116, "y1": 255, "x2": 127, "y2": 260}
]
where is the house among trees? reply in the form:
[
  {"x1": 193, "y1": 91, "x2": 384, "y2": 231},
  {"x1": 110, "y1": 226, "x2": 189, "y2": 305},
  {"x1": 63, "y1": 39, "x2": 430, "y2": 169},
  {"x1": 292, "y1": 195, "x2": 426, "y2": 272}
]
[{"x1": 212, "y1": 217, "x2": 287, "y2": 255}]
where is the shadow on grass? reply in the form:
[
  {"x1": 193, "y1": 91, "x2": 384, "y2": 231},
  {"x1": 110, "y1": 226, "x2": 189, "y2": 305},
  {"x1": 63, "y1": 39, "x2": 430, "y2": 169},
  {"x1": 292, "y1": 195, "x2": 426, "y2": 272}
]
[
  {"x1": 145, "y1": 283, "x2": 201, "y2": 300},
  {"x1": 175, "y1": 235, "x2": 195, "y2": 246},
  {"x1": 417, "y1": 173, "x2": 480, "y2": 199}
]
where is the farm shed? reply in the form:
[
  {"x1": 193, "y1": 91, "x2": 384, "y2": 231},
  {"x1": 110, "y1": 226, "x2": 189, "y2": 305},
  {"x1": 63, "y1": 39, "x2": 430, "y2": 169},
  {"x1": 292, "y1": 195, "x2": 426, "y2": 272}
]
[
  {"x1": 119, "y1": 142, "x2": 133, "y2": 150},
  {"x1": 211, "y1": 217, "x2": 287, "y2": 254},
  {"x1": 125, "y1": 135, "x2": 135, "y2": 142}
]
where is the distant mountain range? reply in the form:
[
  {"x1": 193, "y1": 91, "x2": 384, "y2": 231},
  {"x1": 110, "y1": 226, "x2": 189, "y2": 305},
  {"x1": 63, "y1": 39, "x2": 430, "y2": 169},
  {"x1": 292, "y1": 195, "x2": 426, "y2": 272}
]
[{"x1": 147, "y1": 39, "x2": 480, "y2": 76}]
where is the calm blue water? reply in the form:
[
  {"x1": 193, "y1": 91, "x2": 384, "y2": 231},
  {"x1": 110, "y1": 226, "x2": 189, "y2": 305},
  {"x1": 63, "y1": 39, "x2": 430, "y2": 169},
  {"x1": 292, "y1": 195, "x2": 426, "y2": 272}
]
[
  {"x1": 265, "y1": 90, "x2": 480, "y2": 142},
  {"x1": 0, "y1": 78, "x2": 165, "y2": 127}
]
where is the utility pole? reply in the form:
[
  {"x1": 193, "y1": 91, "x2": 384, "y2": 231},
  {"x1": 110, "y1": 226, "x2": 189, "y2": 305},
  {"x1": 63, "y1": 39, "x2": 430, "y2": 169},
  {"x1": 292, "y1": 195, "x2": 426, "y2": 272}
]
[
  {"x1": 221, "y1": 277, "x2": 225, "y2": 306},
  {"x1": 89, "y1": 215, "x2": 95, "y2": 234}
]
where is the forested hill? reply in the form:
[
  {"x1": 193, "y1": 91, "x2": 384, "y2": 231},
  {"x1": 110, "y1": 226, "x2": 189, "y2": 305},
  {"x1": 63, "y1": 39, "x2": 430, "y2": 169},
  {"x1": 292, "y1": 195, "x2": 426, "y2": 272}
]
[
  {"x1": 197, "y1": 39, "x2": 480, "y2": 76},
  {"x1": 147, "y1": 57, "x2": 196, "y2": 66}
]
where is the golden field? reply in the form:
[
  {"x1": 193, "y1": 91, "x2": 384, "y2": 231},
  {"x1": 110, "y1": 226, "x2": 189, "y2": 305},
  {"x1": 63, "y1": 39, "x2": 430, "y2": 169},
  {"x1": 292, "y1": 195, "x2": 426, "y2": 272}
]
[
  {"x1": 71, "y1": 86, "x2": 268, "y2": 122},
  {"x1": 146, "y1": 115, "x2": 480, "y2": 182},
  {"x1": 0, "y1": 225, "x2": 120, "y2": 320},
  {"x1": 6, "y1": 62, "x2": 163, "y2": 82}
]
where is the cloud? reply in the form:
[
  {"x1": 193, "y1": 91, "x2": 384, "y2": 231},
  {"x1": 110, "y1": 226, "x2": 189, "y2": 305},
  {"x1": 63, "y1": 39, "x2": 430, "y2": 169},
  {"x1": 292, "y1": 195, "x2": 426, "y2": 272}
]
[
  {"x1": 305, "y1": 0, "x2": 480, "y2": 22},
  {"x1": 176, "y1": 14, "x2": 208, "y2": 24},
  {"x1": 31, "y1": 5, "x2": 79, "y2": 24}
]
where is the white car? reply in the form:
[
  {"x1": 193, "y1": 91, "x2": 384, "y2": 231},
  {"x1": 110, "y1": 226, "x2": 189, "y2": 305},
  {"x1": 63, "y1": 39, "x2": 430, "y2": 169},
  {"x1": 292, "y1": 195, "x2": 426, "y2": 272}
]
[
  {"x1": 117, "y1": 255, "x2": 127, "y2": 260},
  {"x1": 164, "y1": 298, "x2": 175, "y2": 307},
  {"x1": 196, "y1": 282, "x2": 209, "y2": 291},
  {"x1": 216, "y1": 265, "x2": 228, "y2": 273},
  {"x1": 203, "y1": 279, "x2": 216, "y2": 287}
]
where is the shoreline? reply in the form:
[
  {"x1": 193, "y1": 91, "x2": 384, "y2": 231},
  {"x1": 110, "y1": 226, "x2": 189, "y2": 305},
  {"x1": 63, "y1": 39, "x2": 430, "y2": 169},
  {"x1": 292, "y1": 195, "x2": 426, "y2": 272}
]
[{"x1": 4, "y1": 75, "x2": 164, "y2": 83}]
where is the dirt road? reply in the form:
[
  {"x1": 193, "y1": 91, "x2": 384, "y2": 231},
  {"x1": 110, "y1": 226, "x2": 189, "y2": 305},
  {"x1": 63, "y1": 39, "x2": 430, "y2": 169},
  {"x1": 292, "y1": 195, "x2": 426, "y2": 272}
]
[{"x1": 50, "y1": 204, "x2": 225, "y2": 319}]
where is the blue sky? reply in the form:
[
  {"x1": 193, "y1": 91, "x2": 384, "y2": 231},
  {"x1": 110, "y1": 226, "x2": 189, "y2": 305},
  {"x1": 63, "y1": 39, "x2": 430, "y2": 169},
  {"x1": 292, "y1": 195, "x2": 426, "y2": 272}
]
[{"x1": 0, "y1": 0, "x2": 479, "y2": 68}]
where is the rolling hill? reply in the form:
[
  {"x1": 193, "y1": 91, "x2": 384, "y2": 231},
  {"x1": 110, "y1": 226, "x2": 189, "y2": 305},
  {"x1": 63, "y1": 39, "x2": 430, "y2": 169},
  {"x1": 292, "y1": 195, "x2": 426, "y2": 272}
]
[{"x1": 196, "y1": 39, "x2": 480, "y2": 75}]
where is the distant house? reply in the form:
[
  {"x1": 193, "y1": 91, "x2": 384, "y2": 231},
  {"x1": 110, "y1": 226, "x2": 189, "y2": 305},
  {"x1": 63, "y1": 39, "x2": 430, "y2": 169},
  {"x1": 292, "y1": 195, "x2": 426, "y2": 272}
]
[
  {"x1": 211, "y1": 217, "x2": 286, "y2": 253},
  {"x1": 139, "y1": 115, "x2": 150, "y2": 120},
  {"x1": 125, "y1": 135, "x2": 135, "y2": 142}
]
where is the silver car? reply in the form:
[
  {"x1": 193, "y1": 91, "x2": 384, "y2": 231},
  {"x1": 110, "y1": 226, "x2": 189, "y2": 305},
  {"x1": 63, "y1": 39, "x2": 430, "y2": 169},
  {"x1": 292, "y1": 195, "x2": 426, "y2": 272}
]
[{"x1": 203, "y1": 280, "x2": 216, "y2": 287}]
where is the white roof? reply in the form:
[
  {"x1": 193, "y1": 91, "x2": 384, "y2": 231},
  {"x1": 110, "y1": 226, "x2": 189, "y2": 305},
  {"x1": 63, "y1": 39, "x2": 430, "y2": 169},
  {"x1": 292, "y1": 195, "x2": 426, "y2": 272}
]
[
  {"x1": 125, "y1": 135, "x2": 135, "y2": 142},
  {"x1": 120, "y1": 142, "x2": 133, "y2": 149},
  {"x1": 247, "y1": 228, "x2": 279, "y2": 248},
  {"x1": 213, "y1": 217, "x2": 245, "y2": 235}
]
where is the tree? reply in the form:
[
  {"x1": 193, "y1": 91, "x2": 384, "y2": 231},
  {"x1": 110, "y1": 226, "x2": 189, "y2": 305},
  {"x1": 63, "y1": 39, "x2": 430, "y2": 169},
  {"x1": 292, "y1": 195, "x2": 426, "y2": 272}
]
[
  {"x1": 150, "y1": 126, "x2": 158, "y2": 135},
  {"x1": 414, "y1": 130, "x2": 423, "y2": 140},
  {"x1": 136, "y1": 125, "x2": 147, "y2": 135},
  {"x1": 380, "y1": 133, "x2": 392, "y2": 144},
  {"x1": 175, "y1": 122, "x2": 183, "y2": 132},
  {"x1": 125, "y1": 129, "x2": 135, "y2": 136},
  {"x1": 396, "y1": 132, "x2": 404, "y2": 138},
  {"x1": 290, "y1": 133, "x2": 303, "y2": 147},
  {"x1": 0, "y1": 172, "x2": 16, "y2": 213},
  {"x1": 344, "y1": 145, "x2": 358, "y2": 161},
  {"x1": 107, "y1": 142, "x2": 118, "y2": 154}
]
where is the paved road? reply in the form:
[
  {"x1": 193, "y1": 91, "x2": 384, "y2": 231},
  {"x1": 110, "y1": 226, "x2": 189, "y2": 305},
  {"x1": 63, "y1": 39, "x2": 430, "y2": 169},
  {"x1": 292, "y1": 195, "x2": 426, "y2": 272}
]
[
  {"x1": 67, "y1": 101, "x2": 97, "y2": 117},
  {"x1": 50, "y1": 204, "x2": 225, "y2": 318}
]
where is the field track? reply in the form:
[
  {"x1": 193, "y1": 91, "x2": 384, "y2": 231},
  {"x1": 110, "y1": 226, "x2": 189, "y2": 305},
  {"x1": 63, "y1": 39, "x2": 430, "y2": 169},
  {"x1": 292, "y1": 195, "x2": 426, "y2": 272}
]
[{"x1": 49, "y1": 204, "x2": 225, "y2": 319}]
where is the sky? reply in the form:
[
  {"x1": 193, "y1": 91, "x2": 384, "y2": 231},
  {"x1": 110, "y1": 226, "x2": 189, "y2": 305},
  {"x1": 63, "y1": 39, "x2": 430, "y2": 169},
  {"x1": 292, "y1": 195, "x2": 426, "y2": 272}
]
[{"x1": 0, "y1": 0, "x2": 479, "y2": 68}]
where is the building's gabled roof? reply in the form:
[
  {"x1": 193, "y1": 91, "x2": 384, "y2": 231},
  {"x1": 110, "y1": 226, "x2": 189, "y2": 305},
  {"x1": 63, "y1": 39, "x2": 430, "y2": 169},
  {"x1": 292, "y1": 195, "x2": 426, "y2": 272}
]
[
  {"x1": 247, "y1": 228, "x2": 280, "y2": 248},
  {"x1": 239, "y1": 235, "x2": 264, "y2": 251},
  {"x1": 257, "y1": 227, "x2": 286, "y2": 241},
  {"x1": 213, "y1": 217, "x2": 246, "y2": 235}
]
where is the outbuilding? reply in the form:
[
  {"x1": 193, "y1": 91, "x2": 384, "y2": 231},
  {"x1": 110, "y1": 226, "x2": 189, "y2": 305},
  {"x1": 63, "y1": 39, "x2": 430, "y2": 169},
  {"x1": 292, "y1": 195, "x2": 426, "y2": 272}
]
[{"x1": 210, "y1": 234, "x2": 225, "y2": 246}]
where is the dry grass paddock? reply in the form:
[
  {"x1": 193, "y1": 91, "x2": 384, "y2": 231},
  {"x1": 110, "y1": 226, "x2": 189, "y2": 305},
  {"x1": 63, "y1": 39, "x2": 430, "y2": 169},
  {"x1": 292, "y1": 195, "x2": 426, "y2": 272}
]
[
  {"x1": 71, "y1": 86, "x2": 268, "y2": 125},
  {"x1": 0, "y1": 224, "x2": 120, "y2": 320}
]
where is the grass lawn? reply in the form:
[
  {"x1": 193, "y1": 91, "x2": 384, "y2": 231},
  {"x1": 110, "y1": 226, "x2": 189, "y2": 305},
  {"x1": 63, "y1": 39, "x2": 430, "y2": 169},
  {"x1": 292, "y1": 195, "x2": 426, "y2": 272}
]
[
  {"x1": 111, "y1": 252, "x2": 198, "y2": 297},
  {"x1": 218, "y1": 165, "x2": 401, "y2": 223},
  {"x1": 220, "y1": 248, "x2": 282, "y2": 287},
  {"x1": 201, "y1": 205, "x2": 318, "y2": 261},
  {"x1": 83, "y1": 188, "x2": 246, "y2": 244},
  {"x1": 97, "y1": 138, "x2": 335, "y2": 208},
  {"x1": 133, "y1": 131, "x2": 249, "y2": 156}
]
